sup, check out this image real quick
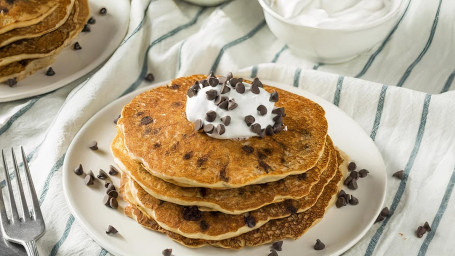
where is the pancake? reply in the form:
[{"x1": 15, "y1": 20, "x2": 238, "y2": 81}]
[
  {"x1": 0, "y1": 55, "x2": 56, "y2": 83},
  {"x1": 124, "y1": 153, "x2": 346, "y2": 248},
  {"x1": 118, "y1": 75, "x2": 328, "y2": 189},
  {"x1": 0, "y1": 0, "x2": 57, "y2": 34},
  {"x1": 0, "y1": 0, "x2": 89, "y2": 68},
  {"x1": 0, "y1": 0, "x2": 75, "y2": 47},
  {"x1": 112, "y1": 131, "x2": 332, "y2": 214},
  {"x1": 121, "y1": 145, "x2": 341, "y2": 241}
]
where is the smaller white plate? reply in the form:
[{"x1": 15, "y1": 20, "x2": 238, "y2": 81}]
[
  {"x1": 0, "y1": 0, "x2": 130, "y2": 103},
  {"x1": 63, "y1": 80, "x2": 387, "y2": 256}
]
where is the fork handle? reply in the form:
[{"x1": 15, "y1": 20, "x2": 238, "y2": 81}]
[{"x1": 24, "y1": 240, "x2": 39, "y2": 256}]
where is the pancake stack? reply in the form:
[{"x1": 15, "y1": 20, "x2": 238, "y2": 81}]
[
  {"x1": 112, "y1": 74, "x2": 349, "y2": 249},
  {"x1": 0, "y1": 0, "x2": 89, "y2": 85}
]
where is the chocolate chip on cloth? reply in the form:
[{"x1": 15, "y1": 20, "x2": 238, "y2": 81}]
[
  {"x1": 416, "y1": 226, "x2": 427, "y2": 238},
  {"x1": 423, "y1": 221, "x2": 431, "y2": 231},
  {"x1": 393, "y1": 170, "x2": 405, "y2": 180},
  {"x1": 314, "y1": 239, "x2": 325, "y2": 250}
]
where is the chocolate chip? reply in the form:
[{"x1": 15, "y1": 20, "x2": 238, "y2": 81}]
[
  {"x1": 423, "y1": 221, "x2": 431, "y2": 232},
  {"x1": 200, "y1": 220, "x2": 209, "y2": 231},
  {"x1": 200, "y1": 188, "x2": 207, "y2": 197},
  {"x1": 338, "y1": 189, "x2": 346, "y2": 198},
  {"x1": 314, "y1": 239, "x2": 325, "y2": 250},
  {"x1": 197, "y1": 156, "x2": 208, "y2": 167},
  {"x1": 235, "y1": 82, "x2": 245, "y2": 93},
  {"x1": 84, "y1": 173, "x2": 94, "y2": 186},
  {"x1": 343, "y1": 176, "x2": 353, "y2": 186},
  {"x1": 208, "y1": 77, "x2": 219, "y2": 87},
  {"x1": 272, "y1": 107, "x2": 285, "y2": 116},
  {"x1": 88, "y1": 17, "x2": 96, "y2": 24},
  {"x1": 109, "y1": 198, "x2": 118, "y2": 209},
  {"x1": 74, "y1": 164, "x2": 83, "y2": 175},
  {"x1": 375, "y1": 214, "x2": 385, "y2": 223},
  {"x1": 258, "y1": 159, "x2": 272, "y2": 173},
  {"x1": 108, "y1": 190, "x2": 118, "y2": 198},
  {"x1": 187, "y1": 87, "x2": 197, "y2": 98},
  {"x1": 272, "y1": 241, "x2": 283, "y2": 251},
  {"x1": 244, "y1": 215, "x2": 256, "y2": 228},
  {"x1": 350, "y1": 170, "x2": 359, "y2": 180},
  {"x1": 416, "y1": 226, "x2": 426, "y2": 238},
  {"x1": 183, "y1": 151, "x2": 193, "y2": 160},
  {"x1": 6, "y1": 78, "x2": 17, "y2": 87},
  {"x1": 103, "y1": 194, "x2": 111, "y2": 206},
  {"x1": 228, "y1": 100, "x2": 238, "y2": 110},
  {"x1": 140, "y1": 116, "x2": 153, "y2": 125},
  {"x1": 182, "y1": 206, "x2": 202, "y2": 221},
  {"x1": 219, "y1": 100, "x2": 229, "y2": 110},
  {"x1": 106, "y1": 183, "x2": 116, "y2": 193},
  {"x1": 144, "y1": 73, "x2": 155, "y2": 82},
  {"x1": 104, "y1": 182, "x2": 111, "y2": 188},
  {"x1": 73, "y1": 42, "x2": 82, "y2": 50},
  {"x1": 113, "y1": 114, "x2": 121, "y2": 124},
  {"x1": 208, "y1": 71, "x2": 216, "y2": 79},
  {"x1": 203, "y1": 124, "x2": 214, "y2": 134},
  {"x1": 393, "y1": 170, "x2": 404, "y2": 180},
  {"x1": 242, "y1": 145, "x2": 254, "y2": 154},
  {"x1": 46, "y1": 67, "x2": 55, "y2": 76},
  {"x1": 82, "y1": 24, "x2": 90, "y2": 32},
  {"x1": 219, "y1": 167, "x2": 229, "y2": 182},
  {"x1": 99, "y1": 7, "x2": 107, "y2": 15},
  {"x1": 214, "y1": 95, "x2": 228, "y2": 105},
  {"x1": 273, "y1": 115, "x2": 283, "y2": 124},
  {"x1": 268, "y1": 249, "x2": 278, "y2": 256},
  {"x1": 162, "y1": 248, "x2": 172, "y2": 256},
  {"x1": 220, "y1": 116, "x2": 231, "y2": 126},
  {"x1": 201, "y1": 79, "x2": 209, "y2": 88},
  {"x1": 194, "y1": 119, "x2": 204, "y2": 131},
  {"x1": 349, "y1": 195, "x2": 359, "y2": 205},
  {"x1": 218, "y1": 76, "x2": 227, "y2": 84},
  {"x1": 347, "y1": 179, "x2": 358, "y2": 190},
  {"x1": 106, "y1": 225, "x2": 117, "y2": 235},
  {"x1": 206, "y1": 90, "x2": 218, "y2": 100},
  {"x1": 257, "y1": 105, "x2": 267, "y2": 116},
  {"x1": 216, "y1": 124, "x2": 225, "y2": 135},
  {"x1": 359, "y1": 169, "x2": 369, "y2": 178},
  {"x1": 380, "y1": 207, "x2": 390, "y2": 217},
  {"x1": 229, "y1": 77, "x2": 243, "y2": 86},
  {"x1": 97, "y1": 169, "x2": 108, "y2": 179},
  {"x1": 220, "y1": 84, "x2": 230, "y2": 94},
  {"x1": 336, "y1": 197, "x2": 346, "y2": 208},
  {"x1": 226, "y1": 72, "x2": 233, "y2": 81},
  {"x1": 297, "y1": 173, "x2": 307, "y2": 180},
  {"x1": 250, "y1": 123, "x2": 261, "y2": 135},
  {"x1": 88, "y1": 141, "x2": 98, "y2": 150},
  {"x1": 286, "y1": 205, "x2": 297, "y2": 215},
  {"x1": 348, "y1": 162, "x2": 356, "y2": 171},
  {"x1": 205, "y1": 111, "x2": 216, "y2": 122},
  {"x1": 250, "y1": 83, "x2": 260, "y2": 94},
  {"x1": 244, "y1": 115, "x2": 255, "y2": 126},
  {"x1": 259, "y1": 128, "x2": 266, "y2": 138},
  {"x1": 269, "y1": 91, "x2": 279, "y2": 102},
  {"x1": 153, "y1": 143, "x2": 161, "y2": 148},
  {"x1": 265, "y1": 125, "x2": 274, "y2": 136},
  {"x1": 252, "y1": 77, "x2": 263, "y2": 88},
  {"x1": 109, "y1": 165, "x2": 119, "y2": 175}
]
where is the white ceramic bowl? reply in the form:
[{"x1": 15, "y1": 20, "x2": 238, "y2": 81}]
[
  {"x1": 183, "y1": 0, "x2": 230, "y2": 6},
  {"x1": 258, "y1": 0, "x2": 406, "y2": 63}
]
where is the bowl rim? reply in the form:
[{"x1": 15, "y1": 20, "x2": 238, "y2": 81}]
[{"x1": 258, "y1": 0, "x2": 407, "y2": 32}]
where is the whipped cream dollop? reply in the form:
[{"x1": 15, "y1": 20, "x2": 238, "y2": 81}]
[
  {"x1": 185, "y1": 74, "x2": 285, "y2": 140},
  {"x1": 267, "y1": 0, "x2": 397, "y2": 29}
]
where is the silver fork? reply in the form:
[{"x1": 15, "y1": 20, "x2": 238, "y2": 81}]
[{"x1": 0, "y1": 148, "x2": 45, "y2": 256}]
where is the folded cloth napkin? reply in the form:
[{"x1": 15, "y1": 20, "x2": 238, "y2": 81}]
[{"x1": 0, "y1": 0, "x2": 454, "y2": 255}]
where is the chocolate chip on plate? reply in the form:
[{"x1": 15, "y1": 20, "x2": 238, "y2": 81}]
[
  {"x1": 113, "y1": 114, "x2": 121, "y2": 124},
  {"x1": 348, "y1": 162, "x2": 356, "y2": 171},
  {"x1": 89, "y1": 141, "x2": 98, "y2": 150},
  {"x1": 244, "y1": 215, "x2": 256, "y2": 228},
  {"x1": 108, "y1": 190, "x2": 118, "y2": 198},
  {"x1": 84, "y1": 173, "x2": 94, "y2": 186},
  {"x1": 338, "y1": 189, "x2": 346, "y2": 198},
  {"x1": 82, "y1": 24, "x2": 90, "y2": 32},
  {"x1": 393, "y1": 170, "x2": 404, "y2": 180},
  {"x1": 257, "y1": 105, "x2": 267, "y2": 116},
  {"x1": 6, "y1": 78, "x2": 17, "y2": 87},
  {"x1": 109, "y1": 165, "x2": 119, "y2": 175},
  {"x1": 244, "y1": 115, "x2": 255, "y2": 126},
  {"x1": 220, "y1": 116, "x2": 231, "y2": 126},
  {"x1": 343, "y1": 176, "x2": 353, "y2": 186},
  {"x1": 106, "y1": 183, "x2": 116, "y2": 193},
  {"x1": 88, "y1": 17, "x2": 96, "y2": 24},
  {"x1": 272, "y1": 241, "x2": 283, "y2": 251},
  {"x1": 268, "y1": 249, "x2": 278, "y2": 256},
  {"x1": 109, "y1": 197, "x2": 118, "y2": 209},
  {"x1": 99, "y1": 7, "x2": 107, "y2": 15},
  {"x1": 336, "y1": 197, "x2": 346, "y2": 208},
  {"x1": 349, "y1": 195, "x2": 359, "y2": 205},
  {"x1": 359, "y1": 169, "x2": 369, "y2": 178},
  {"x1": 347, "y1": 179, "x2": 358, "y2": 190},
  {"x1": 74, "y1": 164, "x2": 83, "y2": 175},
  {"x1": 144, "y1": 73, "x2": 155, "y2": 82},
  {"x1": 380, "y1": 207, "x2": 390, "y2": 217},
  {"x1": 106, "y1": 225, "x2": 117, "y2": 235},
  {"x1": 103, "y1": 194, "x2": 111, "y2": 206},
  {"x1": 46, "y1": 67, "x2": 55, "y2": 76},
  {"x1": 314, "y1": 239, "x2": 325, "y2": 250},
  {"x1": 269, "y1": 91, "x2": 279, "y2": 102},
  {"x1": 162, "y1": 248, "x2": 172, "y2": 256},
  {"x1": 350, "y1": 170, "x2": 359, "y2": 180},
  {"x1": 104, "y1": 182, "x2": 111, "y2": 188},
  {"x1": 416, "y1": 226, "x2": 426, "y2": 238},
  {"x1": 205, "y1": 111, "x2": 217, "y2": 122},
  {"x1": 375, "y1": 214, "x2": 385, "y2": 223},
  {"x1": 97, "y1": 169, "x2": 108, "y2": 179},
  {"x1": 73, "y1": 42, "x2": 82, "y2": 50}
]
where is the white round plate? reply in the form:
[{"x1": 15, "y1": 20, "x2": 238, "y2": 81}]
[
  {"x1": 0, "y1": 0, "x2": 130, "y2": 103},
  {"x1": 63, "y1": 80, "x2": 386, "y2": 256}
]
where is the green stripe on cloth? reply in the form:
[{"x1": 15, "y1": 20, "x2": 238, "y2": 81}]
[
  {"x1": 49, "y1": 215, "x2": 75, "y2": 256},
  {"x1": 271, "y1": 45, "x2": 288, "y2": 63},
  {"x1": 39, "y1": 154, "x2": 66, "y2": 205},
  {"x1": 333, "y1": 76, "x2": 344, "y2": 106},
  {"x1": 250, "y1": 65, "x2": 258, "y2": 78},
  {"x1": 293, "y1": 67, "x2": 302, "y2": 87},
  {"x1": 120, "y1": 0, "x2": 156, "y2": 46},
  {"x1": 370, "y1": 85, "x2": 388, "y2": 141},
  {"x1": 441, "y1": 70, "x2": 455, "y2": 93},
  {"x1": 365, "y1": 94, "x2": 432, "y2": 256},
  {"x1": 210, "y1": 20, "x2": 266, "y2": 73}
]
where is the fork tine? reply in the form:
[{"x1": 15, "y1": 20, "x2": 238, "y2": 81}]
[
  {"x1": 11, "y1": 148, "x2": 30, "y2": 220},
  {"x1": 21, "y1": 146, "x2": 42, "y2": 220},
  {"x1": 2, "y1": 149, "x2": 19, "y2": 222},
  {"x1": 0, "y1": 151, "x2": 10, "y2": 226}
]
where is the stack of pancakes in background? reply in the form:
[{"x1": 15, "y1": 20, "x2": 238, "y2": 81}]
[
  {"x1": 112, "y1": 74, "x2": 349, "y2": 249},
  {"x1": 0, "y1": 0, "x2": 89, "y2": 85}
]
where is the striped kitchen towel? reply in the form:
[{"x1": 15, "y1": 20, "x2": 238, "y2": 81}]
[{"x1": 0, "y1": 0, "x2": 454, "y2": 255}]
